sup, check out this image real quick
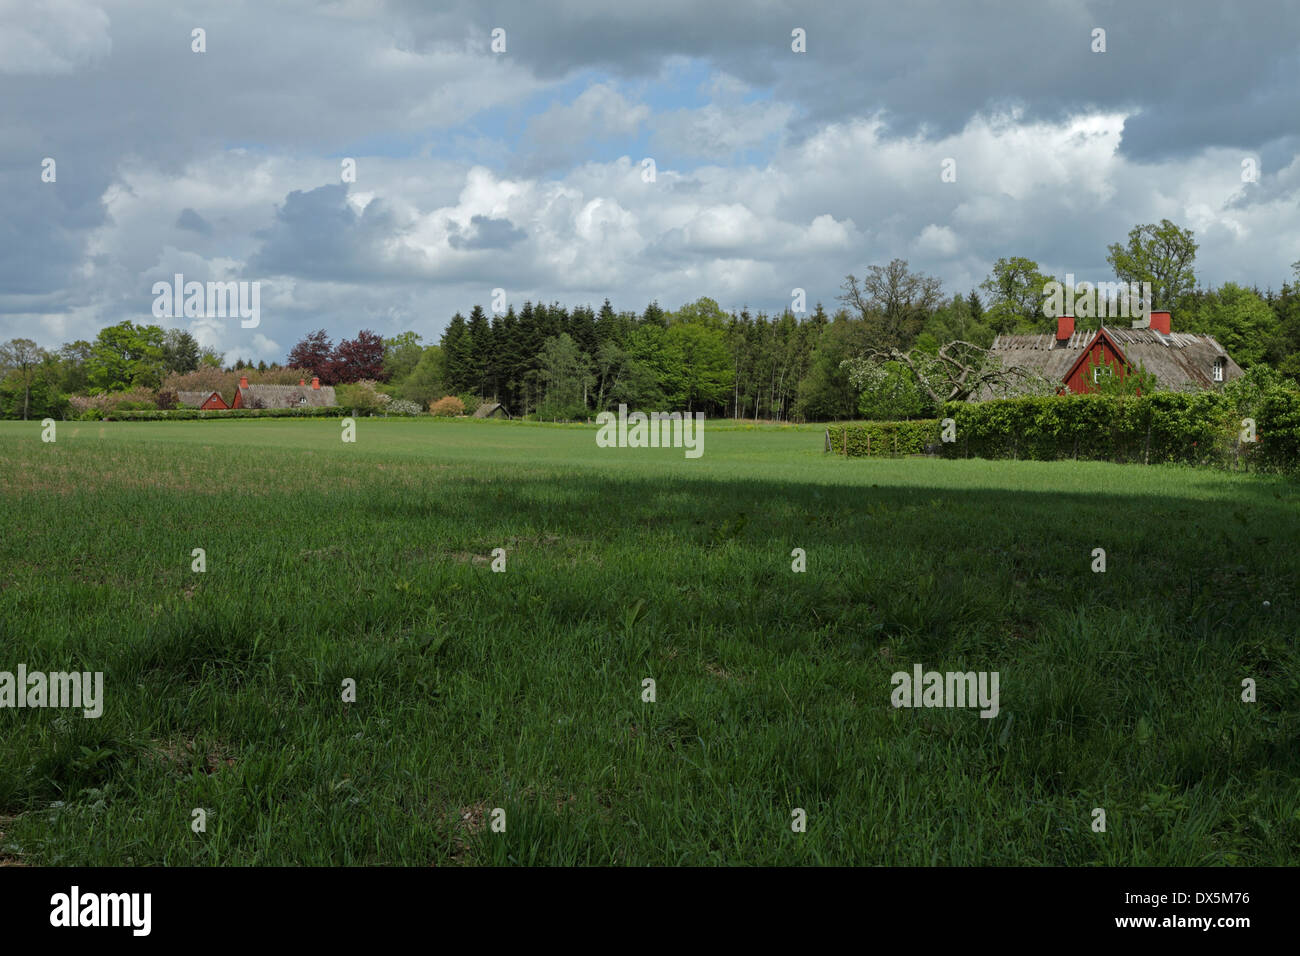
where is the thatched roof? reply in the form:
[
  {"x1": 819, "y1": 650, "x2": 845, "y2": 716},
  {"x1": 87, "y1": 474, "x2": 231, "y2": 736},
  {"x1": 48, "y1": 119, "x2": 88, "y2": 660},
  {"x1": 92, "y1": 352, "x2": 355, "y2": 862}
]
[
  {"x1": 176, "y1": 390, "x2": 221, "y2": 408},
  {"x1": 472, "y1": 402, "x2": 511, "y2": 418},
  {"x1": 976, "y1": 326, "x2": 1242, "y2": 399},
  {"x1": 237, "y1": 384, "x2": 338, "y2": 408}
]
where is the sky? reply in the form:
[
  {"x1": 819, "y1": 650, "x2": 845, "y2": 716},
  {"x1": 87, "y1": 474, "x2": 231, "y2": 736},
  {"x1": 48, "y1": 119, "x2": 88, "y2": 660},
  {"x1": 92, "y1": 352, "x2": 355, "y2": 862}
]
[{"x1": 2, "y1": 0, "x2": 1298, "y2": 363}]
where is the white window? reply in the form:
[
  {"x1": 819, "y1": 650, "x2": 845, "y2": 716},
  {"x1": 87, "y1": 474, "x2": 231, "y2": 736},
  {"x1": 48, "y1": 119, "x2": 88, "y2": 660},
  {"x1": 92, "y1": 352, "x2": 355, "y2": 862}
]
[{"x1": 1213, "y1": 358, "x2": 1225, "y2": 382}]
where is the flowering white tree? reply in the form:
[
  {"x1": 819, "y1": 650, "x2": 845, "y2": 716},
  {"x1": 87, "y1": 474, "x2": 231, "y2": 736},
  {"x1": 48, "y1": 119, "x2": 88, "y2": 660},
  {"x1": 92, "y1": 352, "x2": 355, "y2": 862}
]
[{"x1": 843, "y1": 341, "x2": 1059, "y2": 412}]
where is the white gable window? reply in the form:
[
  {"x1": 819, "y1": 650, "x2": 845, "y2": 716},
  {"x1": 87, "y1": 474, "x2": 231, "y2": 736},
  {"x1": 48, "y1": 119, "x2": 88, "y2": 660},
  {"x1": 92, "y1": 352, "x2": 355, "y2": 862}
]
[{"x1": 1213, "y1": 357, "x2": 1225, "y2": 382}]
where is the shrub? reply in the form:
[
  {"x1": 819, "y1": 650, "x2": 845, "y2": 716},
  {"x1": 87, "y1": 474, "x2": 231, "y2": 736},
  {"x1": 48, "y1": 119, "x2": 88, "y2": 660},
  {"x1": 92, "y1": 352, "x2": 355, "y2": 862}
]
[
  {"x1": 535, "y1": 397, "x2": 589, "y2": 422},
  {"x1": 107, "y1": 387, "x2": 160, "y2": 410},
  {"x1": 429, "y1": 395, "x2": 466, "y2": 417},
  {"x1": 336, "y1": 379, "x2": 390, "y2": 414},
  {"x1": 69, "y1": 388, "x2": 159, "y2": 416},
  {"x1": 457, "y1": 393, "x2": 482, "y2": 415},
  {"x1": 68, "y1": 394, "x2": 112, "y2": 418},
  {"x1": 385, "y1": 399, "x2": 423, "y2": 416}
]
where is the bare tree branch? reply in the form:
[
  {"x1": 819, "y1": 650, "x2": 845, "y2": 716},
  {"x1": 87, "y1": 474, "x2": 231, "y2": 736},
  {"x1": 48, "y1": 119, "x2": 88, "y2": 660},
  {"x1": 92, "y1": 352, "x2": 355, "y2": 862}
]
[{"x1": 846, "y1": 340, "x2": 1058, "y2": 408}]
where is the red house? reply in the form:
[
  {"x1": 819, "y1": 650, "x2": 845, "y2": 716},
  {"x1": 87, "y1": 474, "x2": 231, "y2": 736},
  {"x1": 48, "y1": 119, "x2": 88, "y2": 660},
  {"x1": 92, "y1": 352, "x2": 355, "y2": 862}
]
[
  {"x1": 230, "y1": 376, "x2": 338, "y2": 409},
  {"x1": 1060, "y1": 323, "x2": 1130, "y2": 394},
  {"x1": 176, "y1": 390, "x2": 229, "y2": 410},
  {"x1": 978, "y1": 311, "x2": 1243, "y2": 398}
]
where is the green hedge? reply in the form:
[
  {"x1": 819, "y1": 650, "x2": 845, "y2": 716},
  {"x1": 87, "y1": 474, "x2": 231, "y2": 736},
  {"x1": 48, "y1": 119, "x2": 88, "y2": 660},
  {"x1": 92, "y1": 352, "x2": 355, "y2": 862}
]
[
  {"x1": 933, "y1": 392, "x2": 1300, "y2": 472},
  {"x1": 825, "y1": 390, "x2": 1300, "y2": 473},
  {"x1": 1251, "y1": 388, "x2": 1300, "y2": 472},
  {"x1": 826, "y1": 419, "x2": 941, "y2": 457},
  {"x1": 936, "y1": 393, "x2": 1230, "y2": 464},
  {"x1": 104, "y1": 406, "x2": 352, "y2": 421}
]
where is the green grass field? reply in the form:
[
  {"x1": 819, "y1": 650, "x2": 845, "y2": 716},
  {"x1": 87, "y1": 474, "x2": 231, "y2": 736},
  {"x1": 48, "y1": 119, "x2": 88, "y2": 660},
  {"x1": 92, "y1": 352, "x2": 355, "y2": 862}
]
[{"x1": 1, "y1": 417, "x2": 1297, "y2": 865}]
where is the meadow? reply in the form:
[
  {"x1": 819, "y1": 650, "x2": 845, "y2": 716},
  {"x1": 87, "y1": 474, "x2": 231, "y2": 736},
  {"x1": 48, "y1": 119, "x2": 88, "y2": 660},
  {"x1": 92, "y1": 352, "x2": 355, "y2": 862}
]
[{"x1": 0, "y1": 417, "x2": 1297, "y2": 865}]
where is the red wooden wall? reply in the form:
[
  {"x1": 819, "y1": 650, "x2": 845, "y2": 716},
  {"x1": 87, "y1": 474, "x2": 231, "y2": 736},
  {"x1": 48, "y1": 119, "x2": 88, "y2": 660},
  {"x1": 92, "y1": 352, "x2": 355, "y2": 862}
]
[{"x1": 1063, "y1": 334, "x2": 1128, "y2": 394}]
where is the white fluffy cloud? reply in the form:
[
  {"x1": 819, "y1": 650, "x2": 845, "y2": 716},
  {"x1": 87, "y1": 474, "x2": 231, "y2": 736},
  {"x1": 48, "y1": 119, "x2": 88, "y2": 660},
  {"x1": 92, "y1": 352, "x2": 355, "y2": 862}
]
[
  {"x1": 2, "y1": 1, "x2": 1297, "y2": 362},
  {"x1": 12, "y1": 101, "x2": 1298, "y2": 362}
]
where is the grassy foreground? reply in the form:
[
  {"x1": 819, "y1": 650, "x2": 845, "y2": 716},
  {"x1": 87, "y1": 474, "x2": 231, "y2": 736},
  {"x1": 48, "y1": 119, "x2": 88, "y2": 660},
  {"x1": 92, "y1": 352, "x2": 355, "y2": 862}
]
[{"x1": 0, "y1": 417, "x2": 1297, "y2": 865}]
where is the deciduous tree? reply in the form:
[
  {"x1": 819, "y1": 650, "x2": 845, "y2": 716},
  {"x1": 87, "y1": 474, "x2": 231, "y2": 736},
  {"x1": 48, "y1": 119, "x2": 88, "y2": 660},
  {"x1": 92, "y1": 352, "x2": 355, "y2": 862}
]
[
  {"x1": 0, "y1": 338, "x2": 49, "y2": 419},
  {"x1": 839, "y1": 259, "x2": 943, "y2": 351},
  {"x1": 1106, "y1": 220, "x2": 1198, "y2": 311}
]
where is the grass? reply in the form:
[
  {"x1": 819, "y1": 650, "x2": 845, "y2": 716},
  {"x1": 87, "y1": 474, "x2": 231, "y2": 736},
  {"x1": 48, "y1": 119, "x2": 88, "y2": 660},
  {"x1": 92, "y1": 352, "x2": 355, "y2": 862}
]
[{"x1": 0, "y1": 417, "x2": 1297, "y2": 865}]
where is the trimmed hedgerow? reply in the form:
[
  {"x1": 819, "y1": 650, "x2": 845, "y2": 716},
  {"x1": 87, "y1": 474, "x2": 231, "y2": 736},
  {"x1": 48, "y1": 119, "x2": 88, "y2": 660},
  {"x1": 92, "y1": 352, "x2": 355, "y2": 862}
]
[
  {"x1": 825, "y1": 419, "x2": 941, "y2": 457},
  {"x1": 105, "y1": 406, "x2": 351, "y2": 421},
  {"x1": 932, "y1": 391, "x2": 1299, "y2": 473},
  {"x1": 826, "y1": 388, "x2": 1300, "y2": 474}
]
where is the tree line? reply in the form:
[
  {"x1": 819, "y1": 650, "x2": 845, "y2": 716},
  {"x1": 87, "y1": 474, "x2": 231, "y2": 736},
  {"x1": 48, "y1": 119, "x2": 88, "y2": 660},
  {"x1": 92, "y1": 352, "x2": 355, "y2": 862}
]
[{"x1": 4, "y1": 220, "x2": 1299, "y2": 421}]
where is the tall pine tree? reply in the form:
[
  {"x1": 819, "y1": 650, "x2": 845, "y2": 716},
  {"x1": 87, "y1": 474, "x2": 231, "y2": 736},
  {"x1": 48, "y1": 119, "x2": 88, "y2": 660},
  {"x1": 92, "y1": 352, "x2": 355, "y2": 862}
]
[
  {"x1": 466, "y1": 305, "x2": 492, "y2": 397},
  {"x1": 440, "y1": 312, "x2": 471, "y2": 393}
]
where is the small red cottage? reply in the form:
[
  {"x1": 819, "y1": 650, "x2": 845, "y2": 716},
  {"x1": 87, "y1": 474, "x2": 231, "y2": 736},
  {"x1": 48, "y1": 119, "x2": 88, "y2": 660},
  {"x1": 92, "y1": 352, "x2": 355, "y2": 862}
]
[
  {"x1": 1059, "y1": 321, "x2": 1130, "y2": 394},
  {"x1": 230, "y1": 376, "x2": 338, "y2": 409},
  {"x1": 176, "y1": 390, "x2": 229, "y2": 410},
  {"x1": 979, "y1": 311, "x2": 1243, "y2": 398}
]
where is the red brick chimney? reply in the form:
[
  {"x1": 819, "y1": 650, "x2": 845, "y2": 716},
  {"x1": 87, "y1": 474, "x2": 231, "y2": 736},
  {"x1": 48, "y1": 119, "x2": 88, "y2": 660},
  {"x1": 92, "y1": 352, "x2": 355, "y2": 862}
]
[
  {"x1": 311, "y1": 377, "x2": 321, "y2": 390},
  {"x1": 1056, "y1": 315, "x2": 1075, "y2": 342},
  {"x1": 239, "y1": 375, "x2": 249, "y2": 388},
  {"x1": 1149, "y1": 310, "x2": 1171, "y2": 334}
]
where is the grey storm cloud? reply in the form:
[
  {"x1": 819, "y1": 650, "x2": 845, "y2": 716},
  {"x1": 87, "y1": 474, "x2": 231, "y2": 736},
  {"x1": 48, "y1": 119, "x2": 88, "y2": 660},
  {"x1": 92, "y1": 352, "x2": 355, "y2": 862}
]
[
  {"x1": 175, "y1": 208, "x2": 213, "y2": 236},
  {"x1": 391, "y1": 0, "x2": 1300, "y2": 160},
  {"x1": 249, "y1": 184, "x2": 402, "y2": 282},
  {"x1": 448, "y1": 214, "x2": 527, "y2": 250},
  {"x1": 0, "y1": 0, "x2": 540, "y2": 307}
]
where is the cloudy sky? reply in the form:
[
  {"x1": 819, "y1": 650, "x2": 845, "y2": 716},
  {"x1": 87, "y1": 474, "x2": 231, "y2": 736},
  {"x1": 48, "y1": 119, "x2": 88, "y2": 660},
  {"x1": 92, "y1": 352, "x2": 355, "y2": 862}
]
[{"x1": 3, "y1": 0, "x2": 1298, "y2": 361}]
